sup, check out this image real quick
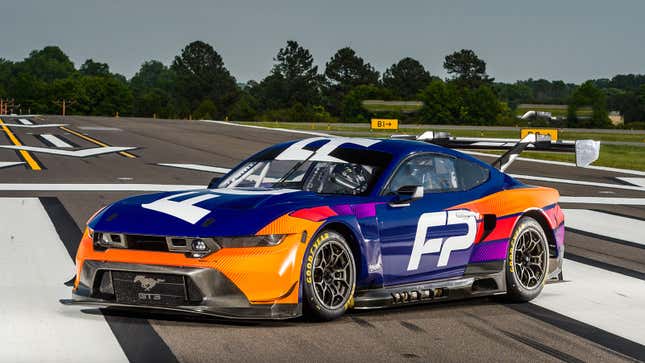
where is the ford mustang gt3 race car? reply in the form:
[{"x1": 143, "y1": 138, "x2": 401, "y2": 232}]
[{"x1": 62, "y1": 133, "x2": 599, "y2": 320}]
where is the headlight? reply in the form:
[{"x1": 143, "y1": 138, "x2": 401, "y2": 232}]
[
  {"x1": 94, "y1": 232, "x2": 127, "y2": 249},
  {"x1": 215, "y1": 234, "x2": 286, "y2": 248}
]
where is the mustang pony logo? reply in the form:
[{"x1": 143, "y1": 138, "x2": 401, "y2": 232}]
[{"x1": 133, "y1": 275, "x2": 165, "y2": 291}]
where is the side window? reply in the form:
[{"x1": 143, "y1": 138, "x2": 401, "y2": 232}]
[
  {"x1": 455, "y1": 158, "x2": 490, "y2": 190},
  {"x1": 388, "y1": 154, "x2": 459, "y2": 194}
]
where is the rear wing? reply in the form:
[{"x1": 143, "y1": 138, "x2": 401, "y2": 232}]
[{"x1": 392, "y1": 131, "x2": 600, "y2": 171}]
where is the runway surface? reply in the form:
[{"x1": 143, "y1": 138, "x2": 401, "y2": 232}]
[{"x1": 0, "y1": 115, "x2": 643, "y2": 362}]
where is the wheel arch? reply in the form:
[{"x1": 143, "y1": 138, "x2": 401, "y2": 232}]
[
  {"x1": 317, "y1": 221, "x2": 365, "y2": 279},
  {"x1": 519, "y1": 209, "x2": 557, "y2": 259}
]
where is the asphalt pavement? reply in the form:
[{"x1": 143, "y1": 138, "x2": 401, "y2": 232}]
[{"x1": 0, "y1": 115, "x2": 643, "y2": 363}]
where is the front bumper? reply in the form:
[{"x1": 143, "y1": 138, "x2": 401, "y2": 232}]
[{"x1": 62, "y1": 261, "x2": 300, "y2": 320}]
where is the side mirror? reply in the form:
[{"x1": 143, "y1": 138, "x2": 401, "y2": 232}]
[
  {"x1": 389, "y1": 185, "x2": 424, "y2": 207},
  {"x1": 207, "y1": 177, "x2": 221, "y2": 189}
]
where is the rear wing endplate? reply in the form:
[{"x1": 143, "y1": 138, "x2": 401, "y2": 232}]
[{"x1": 392, "y1": 131, "x2": 600, "y2": 171}]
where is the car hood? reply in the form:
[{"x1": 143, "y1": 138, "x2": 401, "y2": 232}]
[{"x1": 89, "y1": 188, "x2": 331, "y2": 237}]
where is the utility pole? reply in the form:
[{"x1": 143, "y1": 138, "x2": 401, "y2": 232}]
[
  {"x1": 53, "y1": 99, "x2": 76, "y2": 116},
  {"x1": 0, "y1": 98, "x2": 16, "y2": 114}
]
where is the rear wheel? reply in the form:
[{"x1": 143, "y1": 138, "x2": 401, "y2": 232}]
[
  {"x1": 505, "y1": 217, "x2": 549, "y2": 302},
  {"x1": 302, "y1": 231, "x2": 356, "y2": 321}
]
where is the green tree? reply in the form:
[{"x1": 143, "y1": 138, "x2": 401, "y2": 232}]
[
  {"x1": 461, "y1": 85, "x2": 502, "y2": 125},
  {"x1": 493, "y1": 82, "x2": 533, "y2": 109},
  {"x1": 171, "y1": 41, "x2": 238, "y2": 117},
  {"x1": 79, "y1": 59, "x2": 110, "y2": 77},
  {"x1": 130, "y1": 60, "x2": 175, "y2": 117},
  {"x1": 568, "y1": 81, "x2": 610, "y2": 128},
  {"x1": 341, "y1": 84, "x2": 393, "y2": 122},
  {"x1": 249, "y1": 73, "x2": 287, "y2": 112},
  {"x1": 0, "y1": 59, "x2": 13, "y2": 97},
  {"x1": 323, "y1": 47, "x2": 379, "y2": 116},
  {"x1": 608, "y1": 86, "x2": 645, "y2": 123},
  {"x1": 324, "y1": 47, "x2": 379, "y2": 90},
  {"x1": 271, "y1": 40, "x2": 322, "y2": 107},
  {"x1": 418, "y1": 80, "x2": 463, "y2": 123},
  {"x1": 444, "y1": 49, "x2": 492, "y2": 88},
  {"x1": 193, "y1": 99, "x2": 218, "y2": 119},
  {"x1": 75, "y1": 76, "x2": 133, "y2": 116},
  {"x1": 382, "y1": 57, "x2": 433, "y2": 99},
  {"x1": 229, "y1": 92, "x2": 258, "y2": 121},
  {"x1": 20, "y1": 46, "x2": 76, "y2": 82}
]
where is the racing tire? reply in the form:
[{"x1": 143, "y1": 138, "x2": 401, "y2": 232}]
[
  {"x1": 504, "y1": 217, "x2": 550, "y2": 302},
  {"x1": 302, "y1": 230, "x2": 356, "y2": 321}
]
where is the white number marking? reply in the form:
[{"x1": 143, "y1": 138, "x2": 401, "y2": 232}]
[
  {"x1": 141, "y1": 191, "x2": 219, "y2": 224},
  {"x1": 407, "y1": 210, "x2": 478, "y2": 271},
  {"x1": 275, "y1": 137, "x2": 380, "y2": 163}
]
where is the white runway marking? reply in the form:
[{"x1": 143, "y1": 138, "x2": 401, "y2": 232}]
[
  {"x1": 0, "y1": 183, "x2": 203, "y2": 191},
  {"x1": 0, "y1": 123, "x2": 68, "y2": 128},
  {"x1": 563, "y1": 209, "x2": 645, "y2": 245},
  {"x1": 157, "y1": 163, "x2": 232, "y2": 174},
  {"x1": 617, "y1": 177, "x2": 645, "y2": 188},
  {"x1": 201, "y1": 119, "x2": 331, "y2": 137},
  {"x1": 0, "y1": 198, "x2": 127, "y2": 362},
  {"x1": 0, "y1": 145, "x2": 135, "y2": 157},
  {"x1": 198, "y1": 120, "x2": 645, "y2": 176},
  {"x1": 511, "y1": 174, "x2": 645, "y2": 191},
  {"x1": 535, "y1": 259, "x2": 645, "y2": 345},
  {"x1": 78, "y1": 126, "x2": 122, "y2": 131},
  {"x1": 559, "y1": 196, "x2": 645, "y2": 205},
  {"x1": 0, "y1": 161, "x2": 24, "y2": 169},
  {"x1": 17, "y1": 118, "x2": 33, "y2": 125},
  {"x1": 41, "y1": 134, "x2": 73, "y2": 148}
]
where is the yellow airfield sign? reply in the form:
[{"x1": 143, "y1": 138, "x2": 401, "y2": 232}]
[
  {"x1": 520, "y1": 128, "x2": 559, "y2": 141},
  {"x1": 371, "y1": 118, "x2": 398, "y2": 130}
]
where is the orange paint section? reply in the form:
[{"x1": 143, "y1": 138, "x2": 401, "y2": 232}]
[
  {"x1": 450, "y1": 186, "x2": 560, "y2": 244},
  {"x1": 76, "y1": 215, "x2": 323, "y2": 305},
  {"x1": 451, "y1": 187, "x2": 559, "y2": 219}
]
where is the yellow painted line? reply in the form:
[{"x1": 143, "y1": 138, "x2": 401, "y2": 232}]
[
  {"x1": 0, "y1": 118, "x2": 42, "y2": 170},
  {"x1": 60, "y1": 126, "x2": 136, "y2": 158}
]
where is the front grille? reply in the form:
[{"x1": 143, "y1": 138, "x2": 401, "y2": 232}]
[
  {"x1": 112, "y1": 271, "x2": 189, "y2": 306},
  {"x1": 90, "y1": 270, "x2": 204, "y2": 305},
  {"x1": 127, "y1": 235, "x2": 168, "y2": 252},
  {"x1": 93, "y1": 232, "x2": 220, "y2": 257}
]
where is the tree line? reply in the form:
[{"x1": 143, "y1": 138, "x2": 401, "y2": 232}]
[{"x1": 1, "y1": 41, "x2": 644, "y2": 128}]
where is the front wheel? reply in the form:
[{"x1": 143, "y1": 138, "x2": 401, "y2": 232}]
[
  {"x1": 505, "y1": 217, "x2": 550, "y2": 302},
  {"x1": 302, "y1": 231, "x2": 356, "y2": 321}
]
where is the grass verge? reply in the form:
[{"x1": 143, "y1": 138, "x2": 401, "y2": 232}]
[{"x1": 240, "y1": 122, "x2": 645, "y2": 171}]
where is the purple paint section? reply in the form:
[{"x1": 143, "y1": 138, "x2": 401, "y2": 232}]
[
  {"x1": 332, "y1": 203, "x2": 380, "y2": 219},
  {"x1": 470, "y1": 239, "x2": 509, "y2": 263},
  {"x1": 331, "y1": 204, "x2": 353, "y2": 216},
  {"x1": 554, "y1": 224, "x2": 565, "y2": 254}
]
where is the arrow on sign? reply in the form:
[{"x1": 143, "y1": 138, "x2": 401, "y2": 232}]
[{"x1": 0, "y1": 145, "x2": 137, "y2": 158}]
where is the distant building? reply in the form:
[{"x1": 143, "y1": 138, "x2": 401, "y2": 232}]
[{"x1": 609, "y1": 111, "x2": 624, "y2": 125}]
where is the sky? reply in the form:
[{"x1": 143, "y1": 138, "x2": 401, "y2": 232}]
[{"x1": 1, "y1": 0, "x2": 643, "y2": 84}]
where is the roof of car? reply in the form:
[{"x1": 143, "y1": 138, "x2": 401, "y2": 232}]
[{"x1": 248, "y1": 136, "x2": 491, "y2": 169}]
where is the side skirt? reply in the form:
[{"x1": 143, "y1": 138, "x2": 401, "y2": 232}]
[{"x1": 353, "y1": 261, "x2": 506, "y2": 309}]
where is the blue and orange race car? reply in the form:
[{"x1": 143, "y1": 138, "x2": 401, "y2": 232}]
[{"x1": 62, "y1": 133, "x2": 599, "y2": 320}]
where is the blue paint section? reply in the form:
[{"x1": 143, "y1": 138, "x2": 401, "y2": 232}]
[
  {"x1": 86, "y1": 138, "x2": 546, "y2": 291},
  {"x1": 426, "y1": 223, "x2": 468, "y2": 239},
  {"x1": 554, "y1": 222, "x2": 565, "y2": 257},
  {"x1": 90, "y1": 189, "x2": 365, "y2": 237}
]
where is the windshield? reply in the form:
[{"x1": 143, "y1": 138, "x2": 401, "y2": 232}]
[{"x1": 217, "y1": 147, "x2": 392, "y2": 196}]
